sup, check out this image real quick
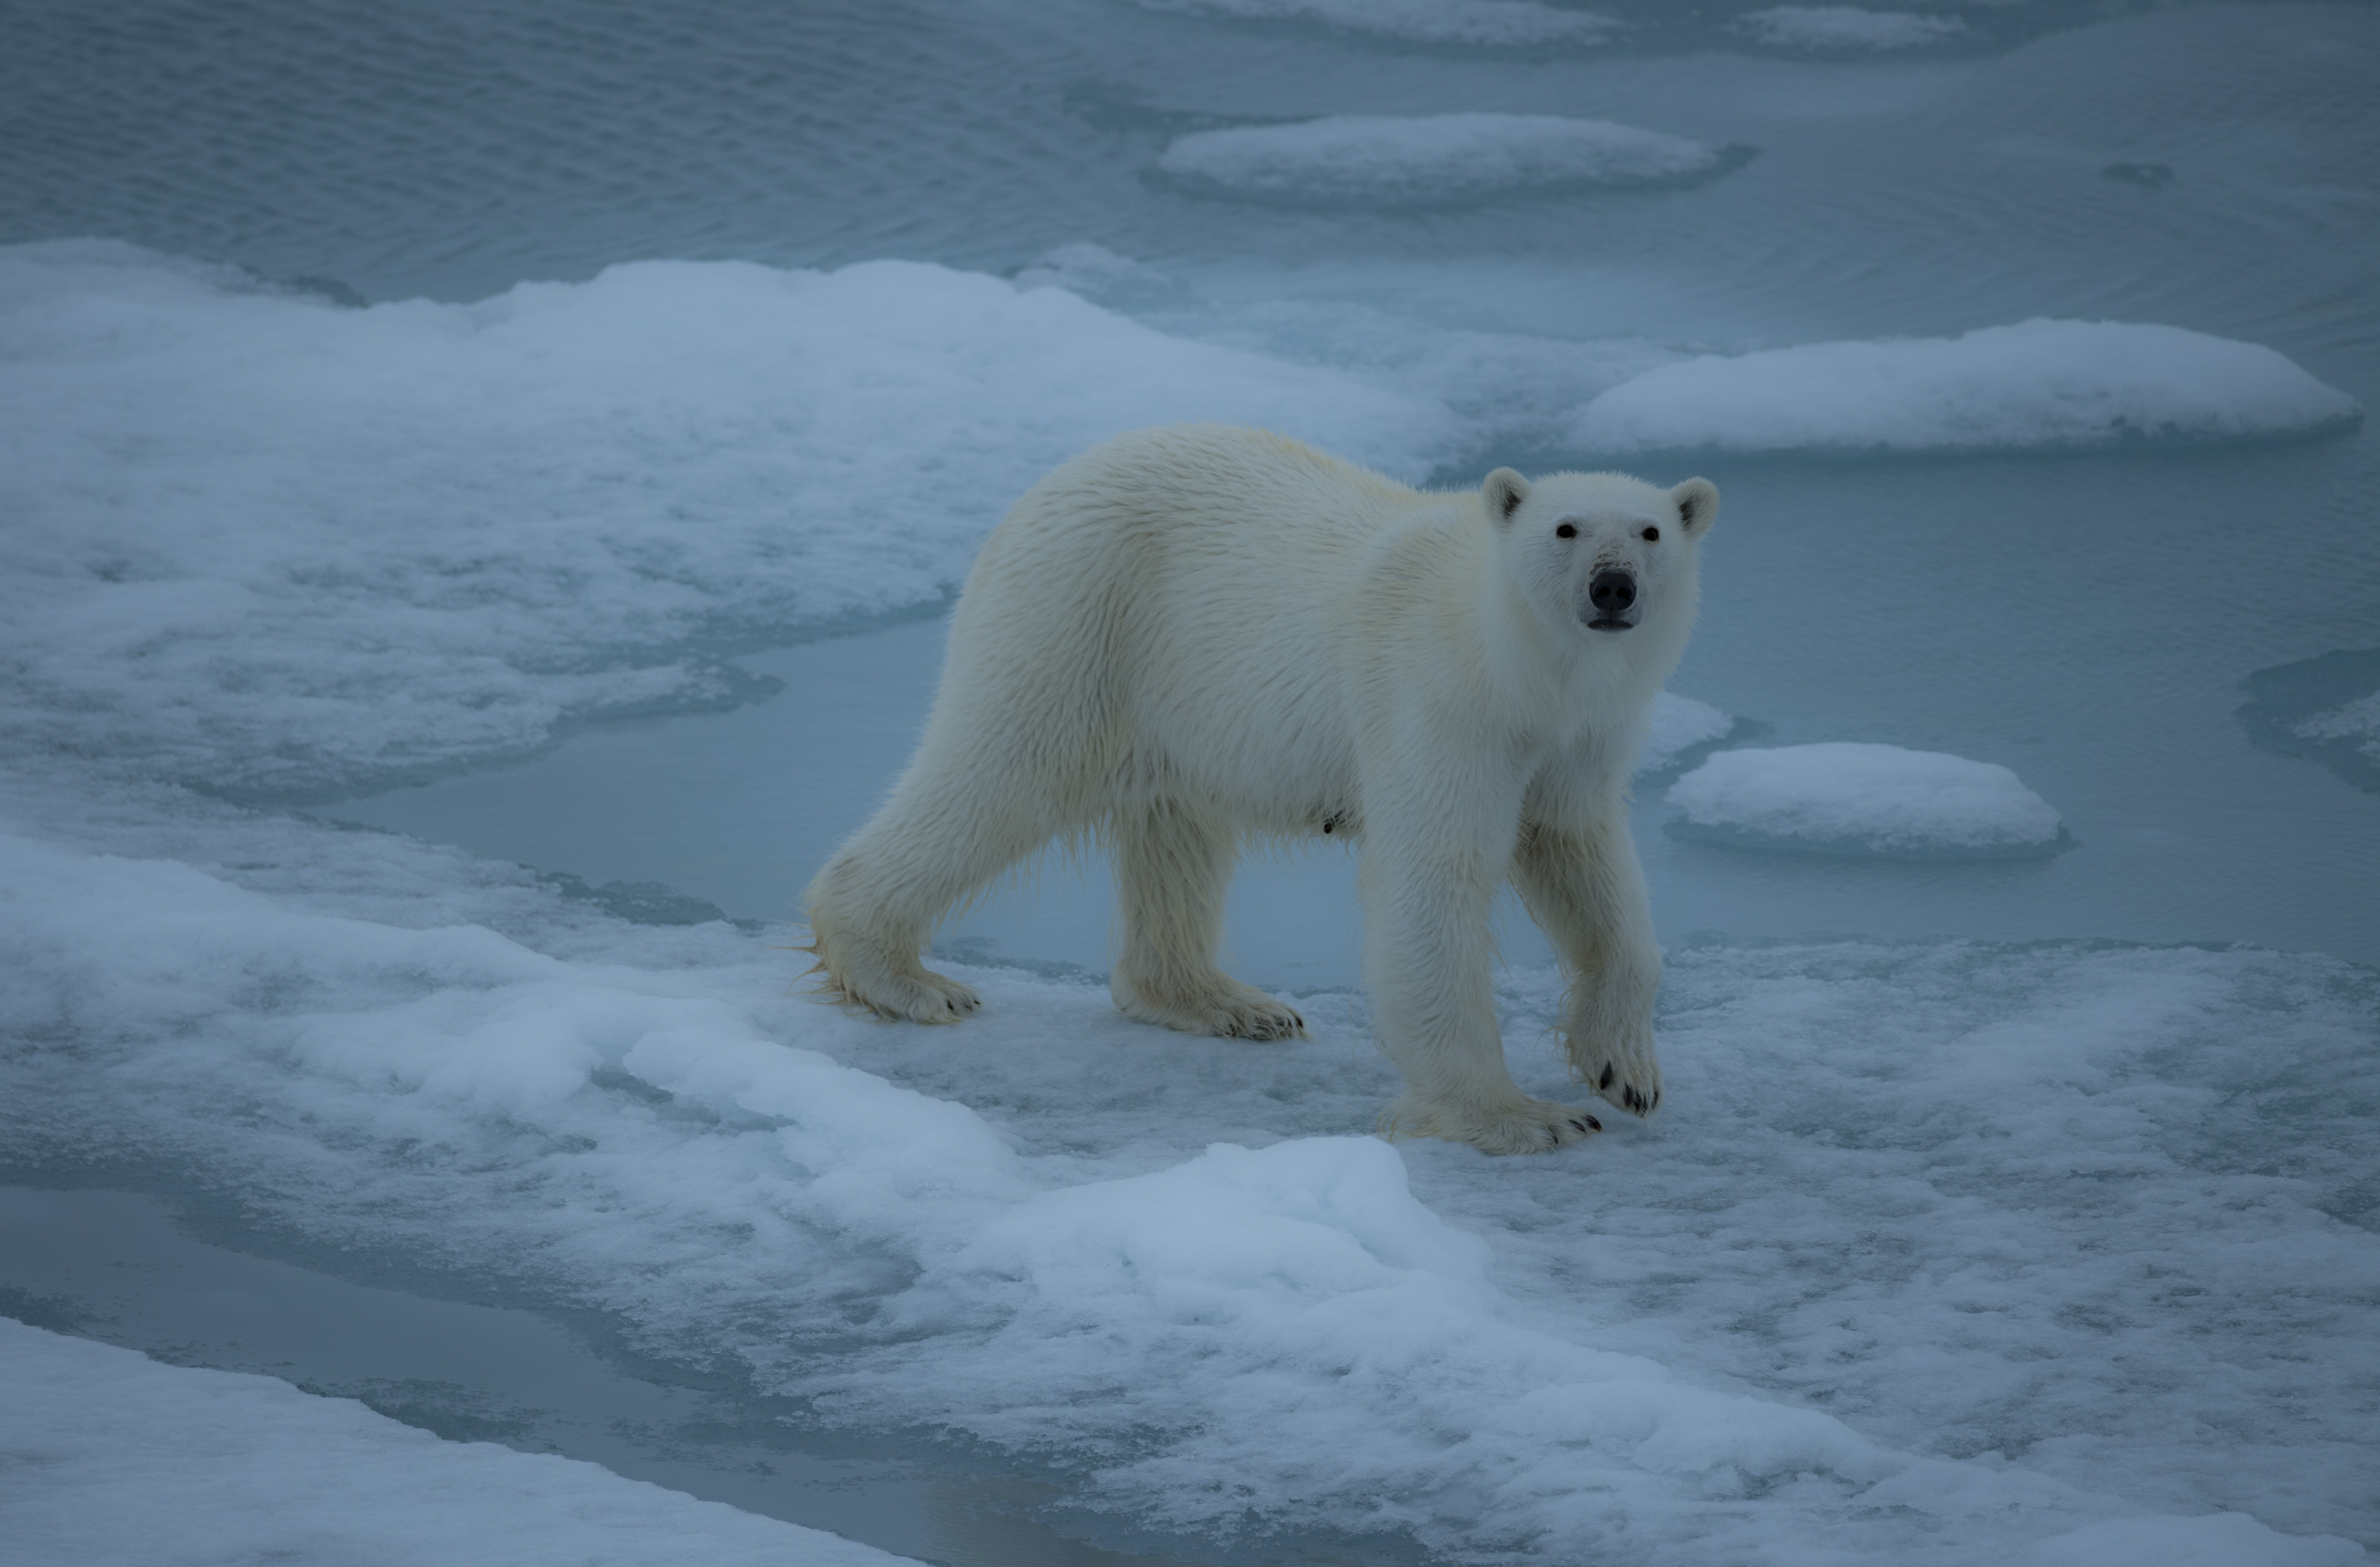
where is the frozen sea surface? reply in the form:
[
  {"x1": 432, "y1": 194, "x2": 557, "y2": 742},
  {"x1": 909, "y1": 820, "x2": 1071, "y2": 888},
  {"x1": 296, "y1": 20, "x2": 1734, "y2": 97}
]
[{"x1": 3, "y1": 2, "x2": 2379, "y2": 1565}]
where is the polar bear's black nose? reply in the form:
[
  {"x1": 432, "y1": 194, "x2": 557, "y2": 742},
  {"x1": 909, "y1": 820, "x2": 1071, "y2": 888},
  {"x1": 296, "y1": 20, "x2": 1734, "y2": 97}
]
[{"x1": 1588, "y1": 569, "x2": 1637, "y2": 619}]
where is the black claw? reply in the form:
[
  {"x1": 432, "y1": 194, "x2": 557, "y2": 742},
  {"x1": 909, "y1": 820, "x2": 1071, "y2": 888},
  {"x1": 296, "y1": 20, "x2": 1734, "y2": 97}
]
[
  {"x1": 1598, "y1": 1064, "x2": 1615, "y2": 1091},
  {"x1": 1568, "y1": 1119, "x2": 1588, "y2": 1134},
  {"x1": 1584, "y1": 1114, "x2": 1602, "y2": 1131}
]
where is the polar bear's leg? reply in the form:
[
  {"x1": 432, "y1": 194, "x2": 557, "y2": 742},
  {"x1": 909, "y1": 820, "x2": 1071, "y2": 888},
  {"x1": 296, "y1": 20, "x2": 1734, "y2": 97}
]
[
  {"x1": 803, "y1": 738, "x2": 1072, "y2": 1025},
  {"x1": 1361, "y1": 794, "x2": 1603, "y2": 1155},
  {"x1": 1110, "y1": 798, "x2": 1305, "y2": 1040},
  {"x1": 1510, "y1": 817, "x2": 1665, "y2": 1117}
]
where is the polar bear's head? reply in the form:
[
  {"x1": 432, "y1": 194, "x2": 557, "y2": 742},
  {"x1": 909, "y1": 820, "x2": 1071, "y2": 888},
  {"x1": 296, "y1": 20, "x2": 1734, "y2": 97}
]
[{"x1": 1482, "y1": 467, "x2": 1717, "y2": 642}]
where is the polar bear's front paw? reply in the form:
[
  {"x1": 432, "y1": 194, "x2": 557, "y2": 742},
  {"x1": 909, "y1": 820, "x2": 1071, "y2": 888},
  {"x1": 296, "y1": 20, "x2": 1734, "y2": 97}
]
[
  {"x1": 1573, "y1": 1028, "x2": 1663, "y2": 1118},
  {"x1": 823, "y1": 963, "x2": 982, "y2": 1025},
  {"x1": 1382, "y1": 1094, "x2": 1603, "y2": 1155},
  {"x1": 1114, "y1": 973, "x2": 1306, "y2": 1042}
]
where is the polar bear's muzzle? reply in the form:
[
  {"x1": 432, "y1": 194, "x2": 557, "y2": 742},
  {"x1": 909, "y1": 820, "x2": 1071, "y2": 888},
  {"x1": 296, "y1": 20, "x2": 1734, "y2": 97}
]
[{"x1": 1584, "y1": 568, "x2": 1639, "y2": 632}]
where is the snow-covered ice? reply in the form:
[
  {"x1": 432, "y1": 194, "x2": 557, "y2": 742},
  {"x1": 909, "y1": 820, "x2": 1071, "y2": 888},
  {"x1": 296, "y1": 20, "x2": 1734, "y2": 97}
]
[
  {"x1": 1158, "y1": 114, "x2": 1729, "y2": 206},
  {"x1": 1575, "y1": 320, "x2": 2363, "y2": 455},
  {"x1": 1, "y1": 816, "x2": 2372, "y2": 1564},
  {"x1": 1667, "y1": 743, "x2": 2069, "y2": 858},
  {"x1": 1119, "y1": 0, "x2": 1616, "y2": 47},
  {"x1": 0, "y1": 1318, "x2": 919, "y2": 1567},
  {"x1": 1737, "y1": 7, "x2": 1966, "y2": 50}
]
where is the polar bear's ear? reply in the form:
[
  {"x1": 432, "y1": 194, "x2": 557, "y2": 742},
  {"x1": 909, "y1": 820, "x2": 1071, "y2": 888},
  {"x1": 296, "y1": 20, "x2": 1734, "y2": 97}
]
[
  {"x1": 1483, "y1": 468, "x2": 1531, "y2": 523},
  {"x1": 1671, "y1": 478, "x2": 1718, "y2": 537}
]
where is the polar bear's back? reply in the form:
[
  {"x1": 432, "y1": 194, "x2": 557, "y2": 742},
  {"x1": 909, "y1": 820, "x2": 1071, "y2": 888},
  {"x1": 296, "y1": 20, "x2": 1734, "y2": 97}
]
[
  {"x1": 943, "y1": 425, "x2": 1459, "y2": 821},
  {"x1": 978, "y1": 422, "x2": 1414, "y2": 578}
]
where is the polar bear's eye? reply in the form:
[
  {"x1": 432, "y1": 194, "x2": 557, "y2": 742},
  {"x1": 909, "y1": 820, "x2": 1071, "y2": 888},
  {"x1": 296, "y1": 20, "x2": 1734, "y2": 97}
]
[
  {"x1": 1640, "y1": 526, "x2": 1660, "y2": 542},
  {"x1": 1555, "y1": 523, "x2": 1577, "y2": 539}
]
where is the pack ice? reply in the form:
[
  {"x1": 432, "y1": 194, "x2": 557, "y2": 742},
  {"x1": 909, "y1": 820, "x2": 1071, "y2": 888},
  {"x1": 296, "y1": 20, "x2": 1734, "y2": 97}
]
[{"x1": 1, "y1": 246, "x2": 2375, "y2": 1567}]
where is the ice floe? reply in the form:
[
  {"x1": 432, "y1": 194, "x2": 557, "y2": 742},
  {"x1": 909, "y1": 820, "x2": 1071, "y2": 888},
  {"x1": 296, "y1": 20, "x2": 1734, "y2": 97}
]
[
  {"x1": 1667, "y1": 742, "x2": 2069, "y2": 857},
  {"x1": 0, "y1": 1319, "x2": 919, "y2": 1567},
  {"x1": 1737, "y1": 6, "x2": 1966, "y2": 50},
  {"x1": 1120, "y1": 0, "x2": 1616, "y2": 47},
  {"x1": 1575, "y1": 319, "x2": 2363, "y2": 455},
  {"x1": 1158, "y1": 113, "x2": 1731, "y2": 206}
]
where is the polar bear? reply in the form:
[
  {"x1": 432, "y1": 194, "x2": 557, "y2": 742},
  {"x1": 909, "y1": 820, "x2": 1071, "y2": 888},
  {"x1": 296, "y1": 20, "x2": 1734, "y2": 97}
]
[{"x1": 803, "y1": 424, "x2": 1716, "y2": 1155}]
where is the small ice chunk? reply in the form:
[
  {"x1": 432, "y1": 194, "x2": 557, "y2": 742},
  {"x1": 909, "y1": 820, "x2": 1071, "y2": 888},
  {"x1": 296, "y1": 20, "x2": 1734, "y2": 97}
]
[
  {"x1": 1575, "y1": 320, "x2": 2363, "y2": 455},
  {"x1": 2296, "y1": 693, "x2": 2380, "y2": 763},
  {"x1": 1159, "y1": 113, "x2": 1727, "y2": 207},
  {"x1": 1737, "y1": 6, "x2": 1965, "y2": 50},
  {"x1": 1121, "y1": 0, "x2": 1616, "y2": 47},
  {"x1": 1638, "y1": 691, "x2": 1736, "y2": 775},
  {"x1": 2238, "y1": 647, "x2": 2380, "y2": 793},
  {"x1": 1667, "y1": 742, "x2": 2069, "y2": 858}
]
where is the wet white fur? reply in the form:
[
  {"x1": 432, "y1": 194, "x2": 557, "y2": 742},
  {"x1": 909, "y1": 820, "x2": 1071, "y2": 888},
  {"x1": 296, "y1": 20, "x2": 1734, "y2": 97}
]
[{"x1": 803, "y1": 423, "x2": 1717, "y2": 1155}]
